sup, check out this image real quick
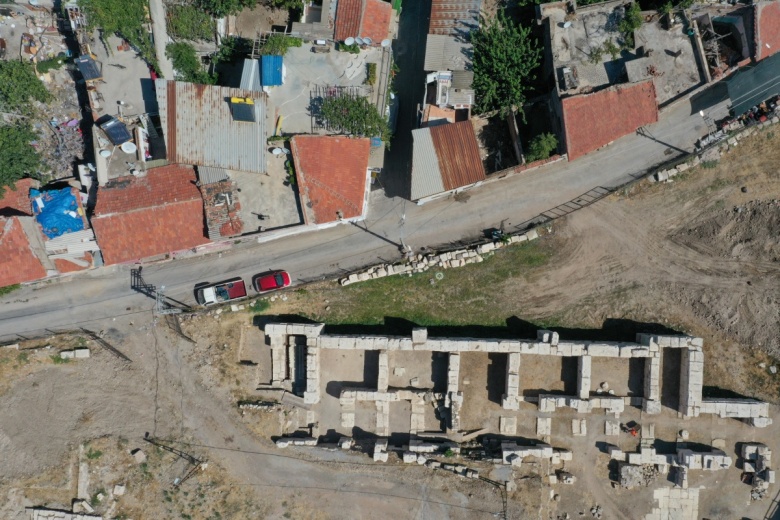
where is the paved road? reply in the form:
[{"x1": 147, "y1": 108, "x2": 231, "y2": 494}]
[
  {"x1": 148, "y1": 0, "x2": 175, "y2": 78},
  {"x1": 0, "y1": 90, "x2": 729, "y2": 342}
]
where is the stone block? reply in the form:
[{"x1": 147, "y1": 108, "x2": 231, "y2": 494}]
[
  {"x1": 526, "y1": 229, "x2": 539, "y2": 240},
  {"x1": 74, "y1": 348, "x2": 91, "y2": 359},
  {"x1": 402, "y1": 451, "x2": 417, "y2": 463},
  {"x1": 499, "y1": 416, "x2": 518, "y2": 435},
  {"x1": 60, "y1": 350, "x2": 75, "y2": 359},
  {"x1": 572, "y1": 419, "x2": 586, "y2": 436},
  {"x1": 113, "y1": 484, "x2": 126, "y2": 496},
  {"x1": 537, "y1": 417, "x2": 551, "y2": 436}
]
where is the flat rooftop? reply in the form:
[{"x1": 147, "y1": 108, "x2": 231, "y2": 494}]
[{"x1": 544, "y1": 0, "x2": 702, "y2": 102}]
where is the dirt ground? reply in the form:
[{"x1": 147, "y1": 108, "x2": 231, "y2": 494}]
[{"x1": 234, "y1": 3, "x2": 289, "y2": 39}]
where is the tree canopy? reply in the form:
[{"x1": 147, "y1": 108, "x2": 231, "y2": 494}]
[
  {"x1": 197, "y1": 0, "x2": 257, "y2": 17},
  {"x1": 471, "y1": 12, "x2": 541, "y2": 116},
  {"x1": 0, "y1": 123, "x2": 41, "y2": 192},
  {"x1": 525, "y1": 133, "x2": 558, "y2": 162},
  {"x1": 167, "y1": 5, "x2": 215, "y2": 41},
  {"x1": 166, "y1": 42, "x2": 217, "y2": 84},
  {"x1": 79, "y1": 0, "x2": 158, "y2": 69},
  {"x1": 0, "y1": 61, "x2": 51, "y2": 114},
  {"x1": 319, "y1": 96, "x2": 390, "y2": 142}
]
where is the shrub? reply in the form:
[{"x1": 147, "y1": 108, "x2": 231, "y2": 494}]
[
  {"x1": 366, "y1": 62, "x2": 377, "y2": 86},
  {"x1": 319, "y1": 95, "x2": 390, "y2": 141},
  {"x1": 525, "y1": 133, "x2": 558, "y2": 162},
  {"x1": 338, "y1": 42, "x2": 360, "y2": 54},
  {"x1": 166, "y1": 42, "x2": 217, "y2": 84},
  {"x1": 36, "y1": 56, "x2": 68, "y2": 74},
  {"x1": 168, "y1": 5, "x2": 215, "y2": 41},
  {"x1": 260, "y1": 34, "x2": 302, "y2": 56}
]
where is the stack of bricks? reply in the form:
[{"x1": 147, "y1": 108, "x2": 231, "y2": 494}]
[
  {"x1": 577, "y1": 355, "x2": 591, "y2": 399},
  {"x1": 377, "y1": 350, "x2": 389, "y2": 392},
  {"x1": 501, "y1": 442, "x2": 555, "y2": 465},
  {"x1": 339, "y1": 389, "x2": 355, "y2": 428},
  {"x1": 502, "y1": 353, "x2": 521, "y2": 410},
  {"x1": 643, "y1": 355, "x2": 661, "y2": 414},
  {"x1": 410, "y1": 395, "x2": 426, "y2": 434},
  {"x1": 303, "y1": 345, "x2": 321, "y2": 404},
  {"x1": 373, "y1": 438, "x2": 389, "y2": 462},
  {"x1": 679, "y1": 347, "x2": 704, "y2": 417},
  {"x1": 376, "y1": 400, "x2": 390, "y2": 436}
]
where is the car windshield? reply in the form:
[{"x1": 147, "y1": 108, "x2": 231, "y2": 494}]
[{"x1": 274, "y1": 274, "x2": 284, "y2": 286}]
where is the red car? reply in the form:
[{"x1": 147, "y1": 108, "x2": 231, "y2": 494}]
[{"x1": 253, "y1": 270, "x2": 291, "y2": 293}]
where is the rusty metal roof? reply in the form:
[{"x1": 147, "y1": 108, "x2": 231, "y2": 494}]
[
  {"x1": 411, "y1": 121, "x2": 484, "y2": 200},
  {"x1": 429, "y1": 0, "x2": 482, "y2": 36},
  {"x1": 155, "y1": 80, "x2": 267, "y2": 174}
]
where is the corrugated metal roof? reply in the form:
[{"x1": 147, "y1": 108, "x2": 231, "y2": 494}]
[
  {"x1": 411, "y1": 127, "x2": 445, "y2": 200},
  {"x1": 429, "y1": 0, "x2": 482, "y2": 36},
  {"x1": 197, "y1": 166, "x2": 230, "y2": 185},
  {"x1": 240, "y1": 59, "x2": 261, "y2": 91},
  {"x1": 728, "y1": 52, "x2": 780, "y2": 115},
  {"x1": 429, "y1": 120, "x2": 484, "y2": 191},
  {"x1": 424, "y1": 34, "x2": 472, "y2": 71},
  {"x1": 261, "y1": 55, "x2": 283, "y2": 86},
  {"x1": 156, "y1": 80, "x2": 267, "y2": 174}
]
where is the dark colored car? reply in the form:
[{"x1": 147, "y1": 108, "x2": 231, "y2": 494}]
[{"x1": 253, "y1": 270, "x2": 291, "y2": 293}]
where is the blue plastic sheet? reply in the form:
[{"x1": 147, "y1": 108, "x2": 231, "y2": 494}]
[{"x1": 30, "y1": 188, "x2": 85, "y2": 239}]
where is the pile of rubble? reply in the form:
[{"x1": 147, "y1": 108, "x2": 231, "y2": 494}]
[
  {"x1": 655, "y1": 113, "x2": 780, "y2": 183},
  {"x1": 619, "y1": 462, "x2": 659, "y2": 488},
  {"x1": 742, "y1": 443, "x2": 775, "y2": 500},
  {"x1": 238, "y1": 401, "x2": 279, "y2": 411},
  {"x1": 340, "y1": 229, "x2": 541, "y2": 286}
]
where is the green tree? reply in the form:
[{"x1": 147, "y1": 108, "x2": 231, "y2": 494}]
[
  {"x1": 0, "y1": 123, "x2": 41, "y2": 193},
  {"x1": 167, "y1": 5, "x2": 215, "y2": 41},
  {"x1": 197, "y1": 0, "x2": 257, "y2": 17},
  {"x1": 619, "y1": 2, "x2": 642, "y2": 47},
  {"x1": 0, "y1": 61, "x2": 51, "y2": 114},
  {"x1": 525, "y1": 133, "x2": 558, "y2": 162},
  {"x1": 79, "y1": 0, "x2": 158, "y2": 70},
  {"x1": 166, "y1": 42, "x2": 217, "y2": 84},
  {"x1": 471, "y1": 12, "x2": 541, "y2": 117},
  {"x1": 269, "y1": 0, "x2": 303, "y2": 9},
  {"x1": 319, "y1": 96, "x2": 390, "y2": 141}
]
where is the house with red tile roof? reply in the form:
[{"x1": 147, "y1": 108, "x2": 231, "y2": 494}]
[
  {"x1": 0, "y1": 217, "x2": 48, "y2": 287},
  {"x1": 334, "y1": 0, "x2": 392, "y2": 44},
  {"x1": 754, "y1": 0, "x2": 780, "y2": 61},
  {"x1": 0, "y1": 179, "x2": 38, "y2": 217},
  {"x1": 290, "y1": 136, "x2": 371, "y2": 225},
  {"x1": 560, "y1": 80, "x2": 659, "y2": 161},
  {"x1": 91, "y1": 165, "x2": 210, "y2": 265}
]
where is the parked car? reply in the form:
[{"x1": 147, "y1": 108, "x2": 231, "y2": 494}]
[
  {"x1": 252, "y1": 270, "x2": 290, "y2": 293},
  {"x1": 195, "y1": 277, "x2": 247, "y2": 305}
]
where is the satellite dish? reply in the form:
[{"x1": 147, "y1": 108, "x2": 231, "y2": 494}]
[
  {"x1": 355, "y1": 37, "x2": 365, "y2": 46},
  {"x1": 280, "y1": 147, "x2": 290, "y2": 154},
  {"x1": 363, "y1": 37, "x2": 373, "y2": 46},
  {"x1": 381, "y1": 39, "x2": 391, "y2": 48},
  {"x1": 121, "y1": 141, "x2": 137, "y2": 154},
  {"x1": 99, "y1": 149, "x2": 111, "y2": 158},
  {"x1": 344, "y1": 37, "x2": 355, "y2": 45},
  {"x1": 272, "y1": 148, "x2": 284, "y2": 155},
  {"x1": 563, "y1": 21, "x2": 572, "y2": 28}
]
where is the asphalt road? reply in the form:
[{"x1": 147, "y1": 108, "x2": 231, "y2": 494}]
[{"x1": 0, "y1": 86, "x2": 729, "y2": 342}]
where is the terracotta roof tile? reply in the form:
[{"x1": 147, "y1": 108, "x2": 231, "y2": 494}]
[
  {"x1": 91, "y1": 165, "x2": 209, "y2": 265},
  {"x1": 291, "y1": 135, "x2": 371, "y2": 224},
  {"x1": 54, "y1": 252, "x2": 93, "y2": 274},
  {"x1": 429, "y1": 121, "x2": 485, "y2": 190},
  {"x1": 561, "y1": 80, "x2": 658, "y2": 161},
  {"x1": 755, "y1": 1, "x2": 780, "y2": 61},
  {"x1": 93, "y1": 164, "x2": 202, "y2": 216},
  {"x1": 0, "y1": 217, "x2": 47, "y2": 286},
  {"x1": 0, "y1": 179, "x2": 38, "y2": 217},
  {"x1": 335, "y1": 0, "x2": 362, "y2": 41},
  {"x1": 361, "y1": 0, "x2": 392, "y2": 43}
]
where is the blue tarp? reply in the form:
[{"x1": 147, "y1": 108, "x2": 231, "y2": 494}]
[
  {"x1": 30, "y1": 188, "x2": 85, "y2": 239},
  {"x1": 261, "y1": 55, "x2": 283, "y2": 87}
]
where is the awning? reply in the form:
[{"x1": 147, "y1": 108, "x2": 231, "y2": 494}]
[{"x1": 728, "y1": 52, "x2": 780, "y2": 116}]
